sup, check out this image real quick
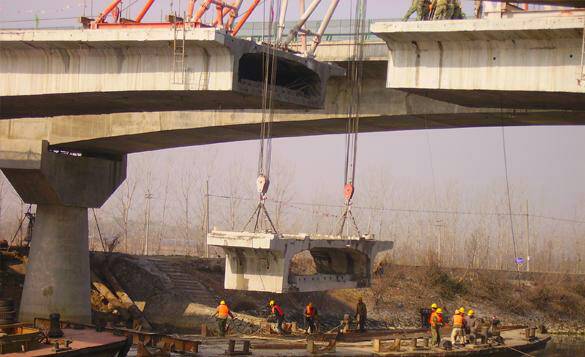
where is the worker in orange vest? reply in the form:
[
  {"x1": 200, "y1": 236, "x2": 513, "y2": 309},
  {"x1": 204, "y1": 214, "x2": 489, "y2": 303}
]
[
  {"x1": 427, "y1": 303, "x2": 438, "y2": 329},
  {"x1": 451, "y1": 307, "x2": 466, "y2": 345},
  {"x1": 430, "y1": 307, "x2": 444, "y2": 347},
  {"x1": 212, "y1": 300, "x2": 234, "y2": 337},
  {"x1": 269, "y1": 300, "x2": 285, "y2": 334},
  {"x1": 304, "y1": 302, "x2": 318, "y2": 334}
]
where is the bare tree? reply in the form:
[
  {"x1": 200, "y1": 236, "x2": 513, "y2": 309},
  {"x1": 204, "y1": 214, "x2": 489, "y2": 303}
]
[
  {"x1": 156, "y1": 172, "x2": 171, "y2": 255},
  {"x1": 177, "y1": 168, "x2": 194, "y2": 255},
  {"x1": 220, "y1": 162, "x2": 247, "y2": 231},
  {"x1": 269, "y1": 162, "x2": 296, "y2": 231},
  {"x1": 114, "y1": 178, "x2": 138, "y2": 253}
]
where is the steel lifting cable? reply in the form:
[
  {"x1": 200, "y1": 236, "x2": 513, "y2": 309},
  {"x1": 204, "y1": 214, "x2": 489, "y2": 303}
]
[
  {"x1": 244, "y1": 0, "x2": 282, "y2": 234},
  {"x1": 337, "y1": 0, "x2": 367, "y2": 237},
  {"x1": 499, "y1": 99, "x2": 521, "y2": 275},
  {"x1": 257, "y1": 0, "x2": 280, "y2": 179}
]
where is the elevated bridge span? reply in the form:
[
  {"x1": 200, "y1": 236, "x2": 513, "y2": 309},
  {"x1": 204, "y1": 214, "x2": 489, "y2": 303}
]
[{"x1": 0, "y1": 28, "x2": 341, "y2": 119}]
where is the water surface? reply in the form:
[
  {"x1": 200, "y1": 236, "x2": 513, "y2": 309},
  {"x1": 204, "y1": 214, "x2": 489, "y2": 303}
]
[{"x1": 535, "y1": 335, "x2": 585, "y2": 356}]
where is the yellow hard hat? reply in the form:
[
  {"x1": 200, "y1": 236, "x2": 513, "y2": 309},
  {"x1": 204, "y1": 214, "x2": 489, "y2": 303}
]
[
  {"x1": 308, "y1": 302, "x2": 313, "y2": 307},
  {"x1": 468, "y1": 309, "x2": 474, "y2": 316},
  {"x1": 431, "y1": 303, "x2": 438, "y2": 309},
  {"x1": 436, "y1": 308, "x2": 443, "y2": 313},
  {"x1": 220, "y1": 300, "x2": 226, "y2": 305},
  {"x1": 269, "y1": 300, "x2": 275, "y2": 306},
  {"x1": 459, "y1": 307, "x2": 465, "y2": 313}
]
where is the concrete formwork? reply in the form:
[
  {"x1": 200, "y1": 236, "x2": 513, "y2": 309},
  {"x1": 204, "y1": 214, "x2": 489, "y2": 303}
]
[
  {"x1": 0, "y1": 28, "x2": 342, "y2": 119},
  {"x1": 207, "y1": 231, "x2": 393, "y2": 293},
  {"x1": 372, "y1": 16, "x2": 585, "y2": 110}
]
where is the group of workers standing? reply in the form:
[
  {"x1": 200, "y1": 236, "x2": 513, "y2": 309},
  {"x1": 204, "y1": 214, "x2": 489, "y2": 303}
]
[
  {"x1": 213, "y1": 297, "x2": 503, "y2": 346},
  {"x1": 213, "y1": 297, "x2": 369, "y2": 337},
  {"x1": 403, "y1": 0, "x2": 465, "y2": 21},
  {"x1": 427, "y1": 303, "x2": 501, "y2": 347}
]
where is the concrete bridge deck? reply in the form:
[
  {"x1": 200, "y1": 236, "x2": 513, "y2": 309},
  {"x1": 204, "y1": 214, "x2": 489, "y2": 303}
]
[
  {"x1": 0, "y1": 28, "x2": 342, "y2": 119},
  {"x1": 372, "y1": 16, "x2": 585, "y2": 110}
]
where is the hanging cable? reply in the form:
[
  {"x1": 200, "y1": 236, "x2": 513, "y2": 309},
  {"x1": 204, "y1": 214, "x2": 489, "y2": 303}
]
[
  {"x1": 243, "y1": 0, "x2": 282, "y2": 234},
  {"x1": 336, "y1": 0, "x2": 367, "y2": 237},
  {"x1": 499, "y1": 100, "x2": 520, "y2": 274}
]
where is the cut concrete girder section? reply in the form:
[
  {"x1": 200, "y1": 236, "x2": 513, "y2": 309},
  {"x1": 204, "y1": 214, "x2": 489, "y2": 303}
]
[
  {"x1": 207, "y1": 230, "x2": 393, "y2": 293},
  {"x1": 372, "y1": 17, "x2": 585, "y2": 110},
  {"x1": 0, "y1": 28, "x2": 343, "y2": 119}
]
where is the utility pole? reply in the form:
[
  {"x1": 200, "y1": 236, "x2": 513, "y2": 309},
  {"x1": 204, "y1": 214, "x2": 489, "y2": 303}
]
[
  {"x1": 526, "y1": 200, "x2": 530, "y2": 272},
  {"x1": 435, "y1": 219, "x2": 444, "y2": 265},
  {"x1": 144, "y1": 191, "x2": 153, "y2": 256},
  {"x1": 205, "y1": 179, "x2": 210, "y2": 259}
]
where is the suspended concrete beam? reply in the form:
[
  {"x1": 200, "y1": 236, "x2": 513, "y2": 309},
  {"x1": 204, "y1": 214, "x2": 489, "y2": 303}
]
[
  {"x1": 0, "y1": 28, "x2": 343, "y2": 119},
  {"x1": 0, "y1": 141, "x2": 126, "y2": 324},
  {"x1": 372, "y1": 16, "x2": 585, "y2": 110},
  {"x1": 207, "y1": 231, "x2": 393, "y2": 293}
]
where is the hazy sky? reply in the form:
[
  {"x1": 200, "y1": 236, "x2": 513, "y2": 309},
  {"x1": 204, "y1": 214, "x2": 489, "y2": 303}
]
[
  {"x1": 0, "y1": 0, "x2": 475, "y2": 26},
  {"x1": 0, "y1": 0, "x2": 583, "y2": 227}
]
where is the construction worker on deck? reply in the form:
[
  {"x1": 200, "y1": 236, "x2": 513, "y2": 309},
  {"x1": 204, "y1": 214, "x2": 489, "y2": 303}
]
[
  {"x1": 355, "y1": 297, "x2": 368, "y2": 332},
  {"x1": 269, "y1": 300, "x2": 285, "y2": 334},
  {"x1": 430, "y1": 307, "x2": 444, "y2": 347},
  {"x1": 403, "y1": 0, "x2": 431, "y2": 21},
  {"x1": 470, "y1": 310, "x2": 487, "y2": 343},
  {"x1": 449, "y1": 0, "x2": 465, "y2": 19},
  {"x1": 451, "y1": 307, "x2": 466, "y2": 345},
  {"x1": 212, "y1": 300, "x2": 234, "y2": 337},
  {"x1": 304, "y1": 302, "x2": 318, "y2": 334},
  {"x1": 464, "y1": 309, "x2": 474, "y2": 335},
  {"x1": 432, "y1": 0, "x2": 449, "y2": 20}
]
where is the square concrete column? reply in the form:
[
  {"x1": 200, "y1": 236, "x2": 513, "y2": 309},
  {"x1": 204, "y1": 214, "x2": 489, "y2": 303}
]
[{"x1": 19, "y1": 204, "x2": 91, "y2": 323}]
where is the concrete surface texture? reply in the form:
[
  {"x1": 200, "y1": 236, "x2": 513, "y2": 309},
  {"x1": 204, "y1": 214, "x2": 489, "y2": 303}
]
[
  {"x1": 207, "y1": 230, "x2": 393, "y2": 293},
  {"x1": 18, "y1": 203, "x2": 91, "y2": 324},
  {"x1": 0, "y1": 142, "x2": 126, "y2": 207},
  {"x1": 2, "y1": 60, "x2": 584, "y2": 158},
  {"x1": 372, "y1": 16, "x2": 585, "y2": 110},
  {"x1": 0, "y1": 28, "x2": 342, "y2": 119}
]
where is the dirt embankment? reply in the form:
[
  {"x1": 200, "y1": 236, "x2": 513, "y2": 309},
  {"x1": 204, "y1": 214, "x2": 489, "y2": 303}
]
[
  {"x1": 3, "y1": 250, "x2": 585, "y2": 334},
  {"x1": 89, "y1": 253, "x2": 585, "y2": 334}
]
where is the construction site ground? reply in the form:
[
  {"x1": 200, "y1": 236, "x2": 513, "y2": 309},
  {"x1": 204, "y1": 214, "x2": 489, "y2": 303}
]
[{"x1": 3, "y1": 250, "x2": 585, "y2": 337}]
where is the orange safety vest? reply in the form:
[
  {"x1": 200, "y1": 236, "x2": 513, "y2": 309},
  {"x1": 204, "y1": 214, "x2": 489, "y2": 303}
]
[
  {"x1": 217, "y1": 304, "x2": 230, "y2": 318},
  {"x1": 305, "y1": 306, "x2": 315, "y2": 318},
  {"x1": 453, "y1": 313, "x2": 464, "y2": 328},
  {"x1": 430, "y1": 312, "x2": 443, "y2": 327}
]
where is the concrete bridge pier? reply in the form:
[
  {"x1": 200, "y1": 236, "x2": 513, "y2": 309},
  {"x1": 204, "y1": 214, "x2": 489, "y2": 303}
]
[
  {"x1": 20, "y1": 204, "x2": 90, "y2": 323},
  {"x1": 0, "y1": 141, "x2": 126, "y2": 324}
]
